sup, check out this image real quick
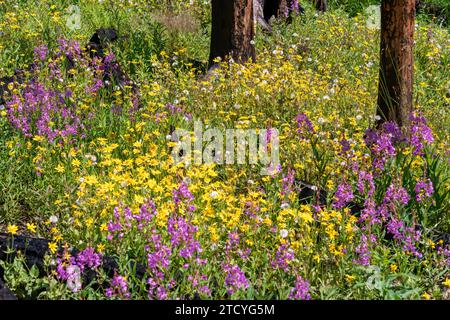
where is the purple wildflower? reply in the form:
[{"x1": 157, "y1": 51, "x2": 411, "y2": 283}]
[
  {"x1": 409, "y1": 113, "x2": 434, "y2": 156},
  {"x1": 333, "y1": 183, "x2": 354, "y2": 209},
  {"x1": 365, "y1": 124, "x2": 398, "y2": 172},
  {"x1": 223, "y1": 264, "x2": 249, "y2": 295},
  {"x1": 166, "y1": 103, "x2": 182, "y2": 114},
  {"x1": 384, "y1": 184, "x2": 410, "y2": 206},
  {"x1": 168, "y1": 215, "x2": 202, "y2": 259},
  {"x1": 5, "y1": 81, "x2": 84, "y2": 142},
  {"x1": 173, "y1": 182, "x2": 196, "y2": 212},
  {"x1": 34, "y1": 44, "x2": 48, "y2": 61},
  {"x1": 147, "y1": 231, "x2": 171, "y2": 272},
  {"x1": 107, "y1": 207, "x2": 124, "y2": 241},
  {"x1": 359, "y1": 199, "x2": 380, "y2": 225},
  {"x1": 439, "y1": 247, "x2": 450, "y2": 266},
  {"x1": 357, "y1": 171, "x2": 375, "y2": 197},
  {"x1": 295, "y1": 113, "x2": 314, "y2": 138},
  {"x1": 272, "y1": 243, "x2": 295, "y2": 272},
  {"x1": 76, "y1": 247, "x2": 102, "y2": 271},
  {"x1": 57, "y1": 38, "x2": 82, "y2": 60},
  {"x1": 353, "y1": 234, "x2": 372, "y2": 266},
  {"x1": 281, "y1": 168, "x2": 296, "y2": 200},
  {"x1": 55, "y1": 251, "x2": 82, "y2": 293},
  {"x1": 340, "y1": 139, "x2": 351, "y2": 155},
  {"x1": 383, "y1": 121, "x2": 404, "y2": 143},
  {"x1": 106, "y1": 274, "x2": 130, "y2": 299}
]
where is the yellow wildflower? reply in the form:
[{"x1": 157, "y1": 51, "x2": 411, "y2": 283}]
[
  {"x1": 7, "y1": 224, "x2": 18, "y2": 235},
  {"x1": 390, "y1": 264, "x2": 398, "y2": 273},
  {"x1": 48, "y1": 242, "x2": 58, "y2": 254},
  {"x1": 26, "y1": 223, "x2": 37, "y2": 233},
  {"x1": 443, "y1": 278, "x2": 450, "y2": 288}
]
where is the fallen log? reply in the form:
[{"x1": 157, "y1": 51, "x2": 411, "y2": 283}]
[
  {"x1": 0, "y1": 232, "x2": 49, "y2": 278},
  {"x1": 0, "y1": 233, "x2": 147, "y2": 290}
]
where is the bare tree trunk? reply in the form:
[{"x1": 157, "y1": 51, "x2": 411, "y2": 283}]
[
  {"x1": 263, "y1": 0, "x2": 278, "y2": 21},
  {"x1": 264, "y1": 0, "x2": 299, "y2": 22},
  {"x1": 254, "y1": 0, "x2": 272, "y2": 32},
  {"x1": 377, "y1": 0, "x2": 416, "y2": 128},
  {"x1": 209, "y1": 0, "x2": 256, "y2": 67}
]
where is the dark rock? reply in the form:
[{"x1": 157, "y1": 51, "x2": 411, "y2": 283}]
[
  {"x1": 0, "y1": 232, "x2": 49, "y2": 276},
  {"x1": 0, "y1": 279, "x2": 17, "y2": 300},
  {"x1": 84, "y1": 28, "x2": 133, "y2": 88},
  {"x1": 0, "y1": 69, "x2": 27, "y2": 107},
  {"x1": 90, "y1": 28, "x2": 119, "y2": 46},
  {"x1": 86, "y1": 28, "x2": 119, "y2": 60},
  {"x1": 294, "y1": 179, "x2": 327, "y2": 205},
  {"x1": 315, "y1": 0, "x2": 328, "y2": 13},
  {"x1": 0, "y1": 233, "x2": 147, "y2": 293},
  {"x1": 294, "y1": 179, "x2": 366, "y2": 218},
  {"x1": 346, "y1": 201, "x2": 364, "y2": 216}
]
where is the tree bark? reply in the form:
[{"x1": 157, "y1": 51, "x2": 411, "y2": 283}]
[
  {"x1": 209, "y1": 0, "x2": 256, "y2": 67},
  {"x1": 377, "y1": 0, "x2": 416, "y2": 128},
  {"x1": 254, "y1": 0, "x2": 272, "y2": 32}
]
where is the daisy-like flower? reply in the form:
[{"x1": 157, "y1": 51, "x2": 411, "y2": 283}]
[
  {"x1": 443, "y1": 278, "x2": 450, "y2": 288},
  {"x1": 48, "y1": 242, "x2": 58, "y2": 254},
  {"x1": 26, "y1": 223, "x2": 37, "y2": 233},
  {"x1": 7, "y1": 224, "x2": 18, "y2": 235}
]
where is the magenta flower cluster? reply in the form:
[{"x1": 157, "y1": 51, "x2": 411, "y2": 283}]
[
  {"x1": 56, "y1": 247, "x2": 102, "y2": 293},
  {"x1": 414, "y1": 179, "x2": 434, "y2": 202},
  {"x1": 272, "y1": 243, "x2": 295, "y2": 272},
  {"x1": 295, "y1": 113, "x2": 315, "y2": 139},
  {"x1": 106, "y1": 274, "x2": 130, "y2": 299},
  {"x1": 333, "y1": 182, "x2": 354, "y2": 209},
  {"x1": 409, "y1": 113, "x2": 434, "y2": 156},
  {"x1": 223, "y1": 263, "x2": 250, "y2": 296},
  {"x1": 289, "y1": 276, "x2": 311, "y2": 300}
]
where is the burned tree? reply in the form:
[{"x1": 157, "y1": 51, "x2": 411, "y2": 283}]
[
  {"x1": 254, "y1": 0, "x2": 272, "y2": 31},
  {"x1": 377, "y1": 0, "x2": 416, "y2": 128},
  {"x1": 263, "y1": 0, "x2": 285, "y2": 21},
  {"x1": 209, "y1": 0, "x2": 256, "y2": 67}
]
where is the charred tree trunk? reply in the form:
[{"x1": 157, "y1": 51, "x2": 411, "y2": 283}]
[
  {"x1": 377, "y1": 0, "x2": 416, "y2": 128},
  {"x1": 209, "y1": 0, "x2": 256, "y2": 67},
  {"x1": 263, "y1": 0, "x2": 302, "y2": 22},
  {"x1": 264, "y1": 0, "x2": 284, "y2": 21}
]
